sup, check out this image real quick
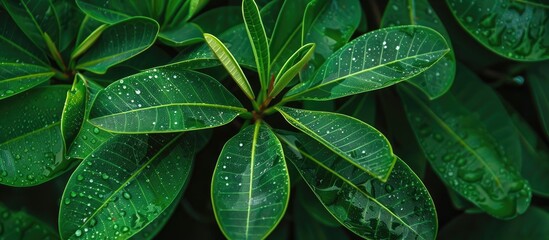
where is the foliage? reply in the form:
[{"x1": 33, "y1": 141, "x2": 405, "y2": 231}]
[{"x1": 1, "y1": 0, "x2": 548, "y2": 239}]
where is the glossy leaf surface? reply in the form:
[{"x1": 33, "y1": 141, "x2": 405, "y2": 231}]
[
  {"x1": 399, "y1": 85, "x2": 531, "y2": 219},
  {"x1": 59, "y1": 133, "x2": 196, "y2": 239},
  {"x1": 212, "y1": 122, "x2": 289, "y2": 240},
  {"x1": 61, "y1": 75, "x2": 86, "y2": 153},
  {"x1": 0, "y1": 63, "x2": 54, "y2": 100},
  {"x1": 279, "y1": 131, "x2": 437, "y2": 239},
  {"x1": 90, "y1": 68, "x2": 246, "y2": 133},
  {"x1": 243, "y1": 0, "x2": 270, "y2": 89},
  {"x1": 0, "y1": 9, "x2": 49, "y2": 65},
  {"x1": 285, "y1": 25, "x2": 450, "y2": 101},
  {"x1": 446, "y1": 0, "x2": 549, "y2": 61},
  {"x1": 204, "y1": 33, "x2": 255, "y2": 100},
  {"x1": 192, "y1": 6, "x2": 243, "y2": 35},
  {"x1": 381, "y1": 0, "x2": 456, "y2": 99},
  {"x1": 271, "y1": 43, "x2": 316, "y2": 98},
  {"x1": 528, "y1": 64, "x2": 549, "y2": 137},
  {"x1": 0, "y1": 204, "x2": 58, "y2": 239},
  {"x1": 277, "y1": 107, "x2": 395, "y2": 181},
  {"x1": 76, "y1": 17, "x2": 159, "y2": 74},
  {"x1": 158, "y1": 23, "x2": 203, "y2": 47},
  {"x1": 0, "y1": 86, "x2": 73, "y2": 187}
]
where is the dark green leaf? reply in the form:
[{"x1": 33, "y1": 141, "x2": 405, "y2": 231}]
[
  {"x1": 75, "y1": 16, "x2": 104, "y2": 49},
  {"x1": 192, "y1": 6, "x2": 243, "y2": 35},
  {"x1": 243, "y1": 0, "x2": 271, "y2": 90},
  {"x1": 296, "y1": 183, "x2": 339, "y2": 227},
  {"x1": 528, "y1": 63, "x2": 549, "y2": 138},
  {"x1": 158, "y1": 23, "x2": 203, "y2": 47},
  {"x1": 90, "y1": 68, "x2": 246, "y2": 133},
  {"x1": 76, "y1": 17, "x2": 159, "y2": 74},
  {"x1": 279, "y1": 131, "x2": 437, "y2": 239},
  {"x1": 71, "y1": 19, "x2": 108, "y2": 60},
  {"x1": 381, "y1": 0, "x2": 456, "y2": 99},
  {"x1": 212, "y1": 122, "x2": 289, "y2": 240},
  {"x1": 0, "y1": 203, "x2": 58, "y2": 239},
  {"x1": 277, "y1": 107, "x2": 395, "y2": 181},
  {"x1": 59, "y1": 133, "x2": 196, "y2": 239},
  {"x1": 399, "y1": 85, "x2": 531, "y2": 219},
  {"x1": 284, "y1": 25, "x2": 451, "y2": 102},
  {"x1": 301, "y1": 0, "x2": 361, "y2": 82},
  {"x1": 439, "y1": 207, "x2": 549, "y2": 240},
  {"x1": 0, "y1": 63, "x2": 54, "y2": 100},
  {"x1": 75, "y1": 0, "x2": 140, "y2": 24},
  {"x1": 294, "y1": 195, "x2": 350, "y2": 240},
  {"x1": 131, "y1": 189, "x2": 184, "y2": 240},
  {"x1": 0, "y1": 86, "x2": 75, "y2": 187},
  {"x1": 337, "y1": 93, "x2": 377, "y2": 126},
  {"x1": 446, "y1": 0, "x2": 549, "y2": 61}
]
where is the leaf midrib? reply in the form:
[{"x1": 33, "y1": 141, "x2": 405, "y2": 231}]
[
  {"x1": 245, "y1": 122, "x2": 261, "y2": 239},
  {"x1": 0, "y1": 71, "x2": 54, "y2": 83},
  {"x1": 76, "y1": 40, "x2": 155, "y2": 70},
  {"x1": 0, "y1": 122, "x2": 60, "y2": 146},
  {"x1": 514, "y1": 0, "x2": 549, "y2": 9}
]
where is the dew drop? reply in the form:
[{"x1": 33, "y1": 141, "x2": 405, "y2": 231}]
[
  {"x1": 93, "y1": 128, "x2": 100, "y2": 134},
  {"x1": 123, "y1": 192, "x2": 131, "y2": 199},
  {"x1": 75, "y1": 229, "x2": 82, "y2": 237}
]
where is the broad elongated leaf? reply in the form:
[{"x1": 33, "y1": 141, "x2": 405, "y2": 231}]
[
  {"x1": 528, "y1": 64, "x2": 549, "y2": 138},
  {"x1": 0, "y1": 86, "x2": 75, "y2": 187},
  {"x1": 381, "y1": 0, "x2": 456, "y2": 99},
  {"x1": 0, "y1": 203, "x2": 58, "y2": 239},
  {"x1": 0, "y1": 9, "x2": 49, "y2": 65},
  {"x1": 76, "y1": 17, "x2": 159, "y2": 74},
  {"x1": 270, "y1": 43, "x2": 315, "y2": 98},
  {"x1": 132, "y1": 188, "x2": 184, "y2": 240},
  {"x1": 59, "y1": 133, "x2": 196, "y2": 239},
  {"x1": 439, "y1": 207, "x2": 549, "y2": 239},
  {"x1": 446, "y1": 0, "x2": 549, "y2": 61},
  {"x1": 158, "y1": 23, "x2": 203, "y2": 47},
  {"x1": 71, "y1": 18, "x2": 108, "y2": 60},
  {"x1": 204, "y1": 33, "x2": 255, "y2": 100},
  {"x1": 212, "y1": 122, "x2": 289, "y2": 240},
  {"x1": 294, "y1": 195, "x2": 350, "y2": 240},
  {"x1": 296, "y1": 183, "x2": 339, "y2": 227},
  {"x1": 277, "y1": 107, "x2": 396, "y2": 181},
  {"x1": 284, "y1": 25, "x2": 451, "y2": 101},
  {"x1": 243, "y1": 0, "x2": 271, "y2": 90},
  {"x1": 61, "y1": 75, "x2": 86, "y2": 153},
  {"x1": 75, "y1": 16, "x2": 104, "y2": 49},
  {"x1": 192, "y1": 6, "x2": 243, "y2": 35},
  {"x1": 279, "y1": 131, "x2": 437, "y2": 239},
  {"x1": 300, "y1": 0, "x2": 361, "y2": 82},
  {"x1": 90, "y1": 68, "x2": 246, "y2": 133},
  {"x1": 75, "y1": 0, "x2": 142, "y2": 24},
  {"x1": 0, "y1": 63, "x2": 54, "y2": 100},
  {"x1": 399, "y1": 85, "x2": 531, "y2": 219}
]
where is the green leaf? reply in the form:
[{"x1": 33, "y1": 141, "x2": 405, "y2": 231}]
[
  {"x1": 0, "y1": 86, "x2": 75, "y2": 187},
  {"x1": 2, "y1": 0, "x2": 61, "y2": 50},
  {"x1": 192, "y1": 6, "x2": 243, "y2": 36},
  {"x1": 61, "y1": 75, "x2": 86, "y2": 153},
  {"x1": 59, "y1": 133, "x2": 196, "y2": 239},
  {"x1": 284, "y1": 25, "x2": 451, "y2": 102},
  {"x1": 0, "y1": 203, "x2": 58, "y2": 239},
  {"x1": 269, "y1": 0, "x2": 309, "y2": 73},
  {"x1": 337, "y1": 93, "x2": 377, "y2": 126},
  {"x1": 212, "y1": 122, "x2": 289, "y2": 240},
  {"x1": 75, "y1": 16, "x2": 104, "y2": 49},
  {"x1": 300, "y1": 0, "x2": 361, "y2": 83},
  {"x1": 0, "y1": 63, "x2": 54, "y2": 100},
  {"x1": 439, "y1": 207, "x2": 549, "y2": 239},
  {"x1": 158, "y1": 23, "x2": 203, "y2": 47},
  {"x1": 270, "y1": 43, "x2": 315, "y2": 98},
  {"x1": 294, "y1": 195, "x2": 350, "y2": 240},
  {"x1": 381, "y1": 0, "x2": 456, "y2": 99},
  {"x1": 243, "y1": 0, "x2": 271, "y2": 91},
  {"x1": 203, "y1": 33, "x2": 255, "y2": 101},
  {"x1": 279, "y1": 131, "x2": 437, "y2": 239},
  {"x1": 0, "y1": 9, "x2": 49, "y2": 65},
  {"x1": 71, "y1": 21, "x2": 108, "y2": 60},
  {"x1": 76, "y1": 17, "x2": 159, "y2": 74},
  {"x1": 75, "y1": 0, "x2": 139, "y2": 24},
  {"x1": 89, "y1": 68, "x2": 246, "y2": 133},
  {"x1": 296, "y1": 183, "x2": 339, "y2": 227},
  {"x1": 399, "y1": 85, "x2": 531, "y2": 219},
  {"x1": 446, "y1": 0, "x2": 549, "y2": 61},
  {"x1": 131, "y1": 188, "x2": 184, "y2": 240},
  {"x1": 510, "y1": 110, "x2": 549, "y2": 197},
  {"x1": 276, "y1": 107, "x2": 396, "y2": 181},
  {"x1": 528, "y1": 64, "x2": 549, "y2": 138}
]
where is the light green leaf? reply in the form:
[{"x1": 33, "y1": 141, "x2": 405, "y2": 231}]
[
  {"x1": 243, "y1": 0, "x2": 271, "y2": 90},
  {"x1": 89, "y1": 68, "x2": 246, "y2": 133},
  {"x1": 71, "y1": 21, "x2": 108, "y2": 60},
  {"x1": 76, "y1": 17, "x2": 159, "y2": 74},
  {"x1": 0, "y1": 9, "x2": 49, "y2": 65},
  {"x1": 270, "y1": 43, "x2": 315, "y2": 98},
  {"x1": 284, "y1": 25, "x2": 450, "y2": 102},
  {"x1": 0, "y1": 203, "x2": 58, "y2": 239},
  {"x1": 188, "y1": 0, "x2": 210, "y2": 19},
  {"x1": 276, "y1": 107, "x2": 396, "y2": 181},
  {"x1": 59, "y1": 133, "x2": 196, "y2": 239},
  {"x1": 439, "y1": 207, "x2": 549, "y2": 239},
  {"x1": 399, "y1": 85, "x2": 531, "y2": 219},
  {"x1": 61, "y1": 75, "x2": 87, "y2": 153},
  {"x1": 204, "y1": 33, "x2": 255, "y2": 100},
  {"x1": 300, "y1": 0, "x2": 361, "y2": 82},
  {"x1": 0, "y1": 86, "x2": 75, "y2": 187},
  {"x1": 528, "y1": 64, "x2": 549, "y2": 138},
  {"x1": 381, "y1": 0, "x2": 456, "y2": 99},
  {"x1": 279, "y1": 131, "x2": 437, "y2": 239},
  {"x1": 0, "y1": 63, "x2": 54, "y2": 100},
  {"x1": 446, "y1": 0, "x2": 549, "y2": 61},
  {"x1": 212, "y1": 122, "x2": 289, "y2": 240},
  {"x1": 75, "y1": 16, "x2": 104, "y2": 49},
  {"x1": 158, "y1": 23, "x2": 203, "y2": 47}
]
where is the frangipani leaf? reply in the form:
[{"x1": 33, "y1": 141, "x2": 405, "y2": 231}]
[
  {"x1": 243, "y1": 0, "x2": 271, "y2": 90},
  {"x1": 158, "y1": 23, "x2": 203, "y2": 47},
  {"x1": 0, "y1": 63, "x2": 54, "y2": 100},
  {"x1": 277, "y1": 107, "x2": 396, "y2": 181},
  {"x1": 279, "y1": 131, "x2": 437, "y2": 239},
  {"x1": 90, "y1": 68, "x2": 246, "y2": 133},
  {"x1": 0, "y1": 203, "x2": 58, "y2": 239},
  {"x1": 212, "y1": 122, "x2": 289, "y2": 240},
  {"x1": 61, "y1": 75, "x2": 87, "y2": 153},
  {"x1": 284, "y1": 25, "x2": 450, "y2": 101},
  {"x1": 271, "y1": 43, "x2": 315, "y2": 98}
]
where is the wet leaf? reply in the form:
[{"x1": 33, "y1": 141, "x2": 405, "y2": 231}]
[
  {"x1": 277, "y1": 107, "x2": 396, "y2": 181},
  {"x1": 61, "y1": 75, "x2": 86, "y2": 153},
  {"x1": 158, "y1": 23, "x2": 203, "y2": 47},
  {"x1": 212, "y1": 122, "x2": 289, "y2": 240},
  {"x1": 284, "y1": 25, "x2": 450, "y2": 101},
  {"x1": 0, "y1": 203, "x2": 58, "y2": 239},
  {"x1": 0, "y1": 63, "x2": 54, "y2": 100}
]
